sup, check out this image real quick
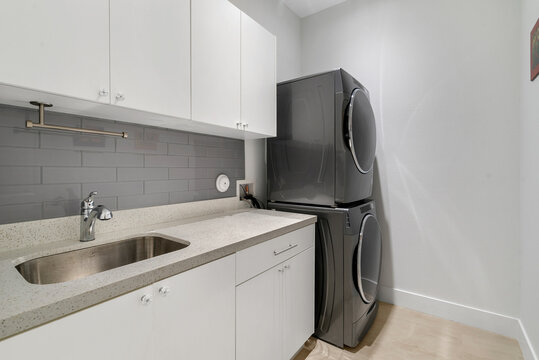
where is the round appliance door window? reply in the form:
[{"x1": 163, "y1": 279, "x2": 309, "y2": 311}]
[
  {"x1": 347, "y1": 88, "x2": 376, "y2": 174},
  {"x1": 355, "y1": 214, "x2": 382, "y2": 304}
]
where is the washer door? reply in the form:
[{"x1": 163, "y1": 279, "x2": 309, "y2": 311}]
[
  {"x1": 345, "y1": 88, "x2": 376, "y2": 174},
  {"x1": 354, "y1": 214, "x2": 382, "y2": 304}
]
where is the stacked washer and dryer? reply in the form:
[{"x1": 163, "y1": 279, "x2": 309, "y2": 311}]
[{"x1": 267, "y1": 69, "x2": 382, "y2": 348}]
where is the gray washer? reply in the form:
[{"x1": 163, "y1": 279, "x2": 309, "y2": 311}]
[{"x1": 269, "y1": 200, "x2": 382, "y2": 348}]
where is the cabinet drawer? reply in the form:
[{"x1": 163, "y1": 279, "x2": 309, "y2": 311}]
[{"x1": 236, "y1": 224, "x2": 314, "y2": 285}]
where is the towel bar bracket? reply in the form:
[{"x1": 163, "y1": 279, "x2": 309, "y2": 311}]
[{"x1": 25, "y1": 101, "x2": 128, "y2": 138}]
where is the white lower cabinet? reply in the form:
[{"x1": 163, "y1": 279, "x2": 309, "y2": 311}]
[
  {"x1": 283, "y1": 247, "x2": 315, "y2": 359},
  {"x1": 0, "y1": 226, "x2": 315, "y2": 360},
  {"x1": 0, "y1": 254, "x2": 235, "y2": 360},
  {"x1": 236, "y1": 263, "x2": 282, "y2": 360},
  {"x1": 0, "y1": 285, "x2": 154, "y2": 360},
  {"x1": 236, "y1": 225, "x2": 315, "y2": 360},
  {"x1": 153, "y1": 254, "x2": 235, "y2": 360}
]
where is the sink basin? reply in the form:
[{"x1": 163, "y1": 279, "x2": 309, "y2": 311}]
[{"x1": 16, "y1": 235, "x2": 189, "y2": 285}]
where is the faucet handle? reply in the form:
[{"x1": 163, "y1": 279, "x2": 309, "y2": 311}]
[{"x1": 81, "y1": 191, "x2": 98, "y2": 210}]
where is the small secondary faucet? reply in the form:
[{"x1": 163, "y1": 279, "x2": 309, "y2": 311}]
[{"x1": 80, "y1": 191, "x2": 112, "y2": 242}]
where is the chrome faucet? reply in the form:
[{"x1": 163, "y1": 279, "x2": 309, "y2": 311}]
[{"x1": 80, "y1": 191, "x2": 112, "y2": 242}]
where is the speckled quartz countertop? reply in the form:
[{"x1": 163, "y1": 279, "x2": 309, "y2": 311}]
[{"x1": 0, "y1": 209, "x2": 316, "y2": 340}]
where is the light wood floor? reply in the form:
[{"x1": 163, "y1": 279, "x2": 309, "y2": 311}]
[{"x1": 294, "y1": 302, "x2": 523, "y2": 360}]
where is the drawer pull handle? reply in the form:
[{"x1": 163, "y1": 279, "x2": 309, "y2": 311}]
[{"x1": 273, "y1": 243, "x2": 298, "y2": 256}]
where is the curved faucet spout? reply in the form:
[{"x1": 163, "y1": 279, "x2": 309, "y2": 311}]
[{"x1": 80, "y1": 192, "x2": 113, "y2": 242}]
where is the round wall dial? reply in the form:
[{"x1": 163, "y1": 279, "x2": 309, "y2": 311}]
[{"x1": 215, "y1": 174, "x2": 230, "y2": 193}]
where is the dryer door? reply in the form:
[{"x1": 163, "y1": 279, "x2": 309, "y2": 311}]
[
  {"x1": 345, "y1": 88, "x2": 376, "y2": 174},
  {"x1": 354, "y1": 214, "x2": 382, "y2": 304}
]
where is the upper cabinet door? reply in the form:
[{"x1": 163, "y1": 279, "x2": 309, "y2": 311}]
[
  {"x1": 0, "y1": 0, "x2": 110, "y2": 103},
  {"x1": 192, "y1": 0, "x2": 241, "y2": 129},
  {"x1": 241, "y1": 14, "x2": 277, "y2": 137},
  {"x1": 110, "y1": 0, "x2": 190, "y2": 118}
]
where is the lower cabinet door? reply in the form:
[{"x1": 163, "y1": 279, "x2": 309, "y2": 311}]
[
  {"x1": 0, "y1": 285, "x2": 154, "y2": 360},
  {"x1": 152, "y1": 254, "x2": 236, "y2": 360},
  {"x1": 236, "y1": 265, "x2": 282, "y2": 360},
  {"x1": 283, "y1": 247, "x2": 316, "y2": 359}
]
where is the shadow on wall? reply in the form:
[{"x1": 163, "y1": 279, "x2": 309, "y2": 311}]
[{"x1": 372, "y1": 158, "x2": 394, "y2": 292}]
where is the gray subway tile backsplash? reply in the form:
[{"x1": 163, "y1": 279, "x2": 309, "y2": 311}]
[
  {"x1": 168, "y1": 167, "x2": 201, "y2": 180},
  {"x1": 83, "y1": 152, "x2": 144, "y2": 167},
  {"x1": 0, "y1": 167, "x2": 41, "y2": 185},
  {"x1": 144, "y1": 128, "x2": 189, "y2": 144},
  {"x1": 188, "y1": 178, "x2": 216, "y2": 191},
  {"x1": 116, "y1": 138, "x2": 168, "y2": 155},
  {"x1": 117, "y1": 168, "x2": 168, "y2": 181},
  {"x1": 82, "y1": 181, "x2": 144, "y2": 198},
  {"x1": 117, "y1": 192, "x2": 170, "y2": 210},
  {"x1": 205, "y1": 146, "x2": 243, "y2": 159},
  {"x1": 0, "y1": 104, "x2": 244, "y2": 224},
  {"x1": 42, "y1": 167, "x2": 117, "y2": 184},
  {"x1": 0, "y1": 203, "x2": 43, "y2": 224},
  {"x1": 145, "y1": 179, "x2": 189, "y2": 194},
  {"x1": 0, "y1": 106, "x2": 28, "y2": 128},
  {"x1": 0, "y1": 127, "x2": 39, "y2": 148},
  {"x1": 189, "y1": 156, "x2": 244, "y2": 168},
  {"x1": 0, "y1": 183, "x2": 82, "y2": 206},
  {"x1": 167, "y1": 143, "x2": 206, "y2": 157},
  {"x1": 0, "y1": 147, "x2": 82, "y2": 167},
  {"x1": 41, "y1": 132, "x2": 116, "y2": 152},
  {"x1": 144, "y1": 155, "x2": 189, "y2": 168}
]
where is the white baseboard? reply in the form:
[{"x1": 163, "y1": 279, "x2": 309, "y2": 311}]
[
  {"x1": 378, "y1": 285, "x2": 537, "y2": 360},
  {"x1": 518, "y1": 320, "x2": 538, "y2": 360}
]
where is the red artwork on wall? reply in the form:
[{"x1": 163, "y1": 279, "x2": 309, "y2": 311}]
[{"x1": 531, "y1": 17, "x2": 539, "y2": 81}]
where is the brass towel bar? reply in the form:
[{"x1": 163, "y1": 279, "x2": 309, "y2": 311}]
[{"x1": 25, "y1": 101, "x2": 128, "y2": 138}]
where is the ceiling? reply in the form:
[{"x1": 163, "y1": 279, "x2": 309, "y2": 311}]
[{"x1": 282, "y1": 0, "x2": 347, "y2": 18}]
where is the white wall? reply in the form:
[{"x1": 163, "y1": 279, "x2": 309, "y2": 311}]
[
  {"x1": 302, "y1": 0, "x2": 521, "y2": 318},
  {"x1": 229, "y1": 0, "x2": 302, "y2": 201},
  {"x1": 521, "y1": 0, "x2": 539, "y2": 356}
]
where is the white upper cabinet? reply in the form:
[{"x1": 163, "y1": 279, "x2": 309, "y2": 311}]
[
  {"x1": 0, "y1": 0, "x2": 110, "y2": 103},
  {"x1": 240, "y1": 13, "x2": 277, "y2": 137},
  {"x1": 0, "y1": 0, "x2": 276, "y2": 139},
  {"x1": 110, "y1": 0, "x2": 191, "y2": 118},
  {"x1": 192, "y1": 0, "x2": 241, "y2": 130}
]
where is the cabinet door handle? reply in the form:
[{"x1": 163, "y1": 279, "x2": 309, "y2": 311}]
[
  {"x1": 242, "y1": 123, "x2": 248, "y2": 130},
  {"x1": 140, "y1": 294, "x2": 152, "y2": 305},
  {"x1": 236, "y1": 121, "x2": 242, "y2": 129},
  {"x1": 116, "y1": 93, "x2": 125, "y2": 101},
  {"x1": 273, "y1": 243, "x2": 298, "y2": 256},
  {"x1": 98, "y1": 89, "x2": 109, "y2": 96},
  {"x1": 158, "y1": 286, "x2": 171, "y2": 296}
]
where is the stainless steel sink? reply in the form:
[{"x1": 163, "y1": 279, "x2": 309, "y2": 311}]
[{"x1": 16, "y1": 236, "x2": 189, "y2": 285}]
